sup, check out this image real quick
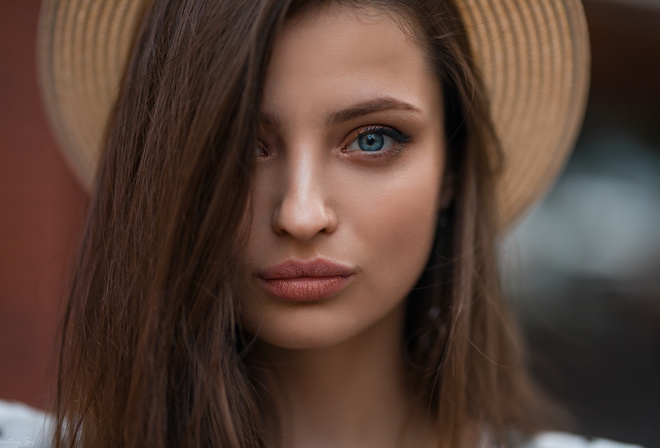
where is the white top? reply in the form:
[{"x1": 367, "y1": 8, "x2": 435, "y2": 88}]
[
  {"x1": 0, "y1": 399, "x2": 644, "y2": 448},
  {"x1": 518, "y1": 433, "x2": 644, "y2": 448},
  {"x1": 0, "y1": 400, "x2": 53, "y2": 447}
]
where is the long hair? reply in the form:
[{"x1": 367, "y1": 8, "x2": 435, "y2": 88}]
[{"x1": 55, "y1": 0, "x2": 553, "y2": 447}]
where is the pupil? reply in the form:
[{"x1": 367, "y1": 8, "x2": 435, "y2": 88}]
[{"x1": 359, "y1": 133, "x2": 384, "y2": 152}]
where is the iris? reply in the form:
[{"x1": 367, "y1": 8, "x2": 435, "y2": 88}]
[{"x1": 358, "y1": 133, "x2": 385, "y2": 152}]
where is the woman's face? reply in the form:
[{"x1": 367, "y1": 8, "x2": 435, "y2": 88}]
[{"x1": 238, "y1": 4, "x2": 446, "y2": 349}]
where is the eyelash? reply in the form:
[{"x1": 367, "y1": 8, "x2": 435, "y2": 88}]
[
  {"x1": 342, "y1": 125, "x2": 412, "y2": 160},
  {"x1": 255, "y1": 125, "x2": 412, "y2": 160}
]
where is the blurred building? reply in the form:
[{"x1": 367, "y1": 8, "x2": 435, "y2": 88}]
[{"x1": 501, "y1": 1, "x2": 660, "y2": 446}]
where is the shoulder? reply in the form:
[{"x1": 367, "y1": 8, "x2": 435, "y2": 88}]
[
  {"x1": 0, "y1": 400, "x2": 53, "y2": 447},
  {"x1": 518, "y1": 432, "x2": 645, "y2": 448}
]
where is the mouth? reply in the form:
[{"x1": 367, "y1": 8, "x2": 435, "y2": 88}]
[{"x1": 257, "y1": 259, "x2": 355, "y2": 302}]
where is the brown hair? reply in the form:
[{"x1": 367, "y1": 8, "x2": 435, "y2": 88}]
[{"x1": 55, "y1": 0, "x2": 554, "y2": 447}]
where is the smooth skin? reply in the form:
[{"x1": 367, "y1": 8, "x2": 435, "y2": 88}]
[{"x1": 238, "y1": 4, "x2": 447, "y2": 447}]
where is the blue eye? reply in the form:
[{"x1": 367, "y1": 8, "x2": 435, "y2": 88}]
[
  {"x1": 346, "y1": 126, "x2": 411, "y2": 153},
  {"x1": 357, "y1": 133, "x2": 386, "y2": 152}
]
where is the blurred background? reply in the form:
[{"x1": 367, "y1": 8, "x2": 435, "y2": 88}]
[
  {"x1": 1, "y1": 0, "x2": 658, "y2": 446},
  {"x1": 502, "y1": 0, "x2": 660, "y2": 448},
  {"x1": 499, "y1": 1, "x2": 660, "y2": 446}
]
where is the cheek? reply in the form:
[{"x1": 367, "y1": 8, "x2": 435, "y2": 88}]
[{"x1": 343, "y1": 156, "x2": 443, "y2": 290}]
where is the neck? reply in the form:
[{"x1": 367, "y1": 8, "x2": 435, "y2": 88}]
[{"x1": 248, "y1": 304, "x2": 436, "y2": 448}]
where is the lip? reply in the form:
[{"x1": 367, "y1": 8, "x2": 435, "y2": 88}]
[{"x1": 257, "y1": 259, "x2": 355, "y2": 302}]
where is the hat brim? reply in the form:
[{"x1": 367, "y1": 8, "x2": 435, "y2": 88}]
[{"x1": 37, "y1": 0, "x2": 590, "y2": 229}]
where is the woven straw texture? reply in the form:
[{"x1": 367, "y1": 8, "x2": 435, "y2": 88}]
[{"x1": 37, "y1": 0, "x2": 590, "y2": 228}]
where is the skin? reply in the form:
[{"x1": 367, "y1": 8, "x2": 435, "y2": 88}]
[{"x1": 237, "y1": 4, "x2": 447, "y2": 447}]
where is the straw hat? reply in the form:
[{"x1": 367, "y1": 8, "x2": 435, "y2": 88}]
[{"x1": 37, "y1": 0, "x2": 590, "y2": 228}]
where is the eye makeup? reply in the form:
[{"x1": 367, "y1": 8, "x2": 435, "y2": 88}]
[
  {"x1": 254, "y1": 124, "x2": 414, "y2": 162},
  {"x1": 342, "y1": 125, "x2": 413, "y2": 162}
]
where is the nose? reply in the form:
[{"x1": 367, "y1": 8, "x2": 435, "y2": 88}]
[{"x1": 272, "y1": 153, "x2": 338, "y2": 241}]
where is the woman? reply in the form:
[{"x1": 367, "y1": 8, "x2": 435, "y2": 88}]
[{"x1": 18, "y1": 0, "x2": 613, "y2": 447}]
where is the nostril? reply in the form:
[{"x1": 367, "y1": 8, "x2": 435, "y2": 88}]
[{"x1": 272, "y1": 195, "x2": 337, "y2": 240}]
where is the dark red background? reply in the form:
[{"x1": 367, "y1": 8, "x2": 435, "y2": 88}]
[{"x1": 0, "y1": 1, "x2": 87, "y2": 409}]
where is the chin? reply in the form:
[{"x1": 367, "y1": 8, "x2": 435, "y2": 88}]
[
  {"x1": 240, "y1": 297, "x2": 406, "y2": 352},
  {"x1": 257, "y1": 330, "x2": 351, "y2": 351},
  {"x1": 241, "y1": 310, "x2": 356, "y2": 350}
]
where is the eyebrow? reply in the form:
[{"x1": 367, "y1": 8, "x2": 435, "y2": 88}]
[
  {"x1": 325, "y1": 97, "x2": 423, "y2": 125},
  {"x1": 258, "y1": 97, "x2": 423, "y2": 128}
]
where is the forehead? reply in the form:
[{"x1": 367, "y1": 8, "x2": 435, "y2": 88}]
[{"x1": 261, "y1": 3, "x2": 440, "y2": 124}]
